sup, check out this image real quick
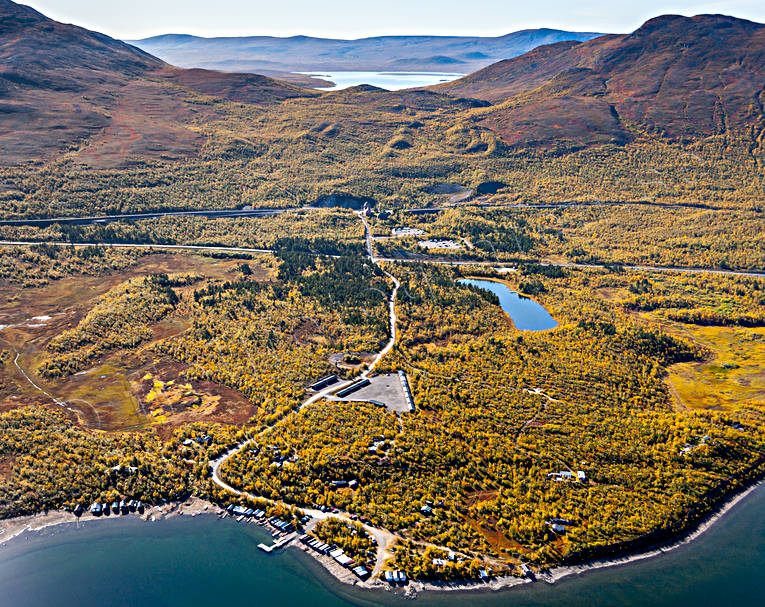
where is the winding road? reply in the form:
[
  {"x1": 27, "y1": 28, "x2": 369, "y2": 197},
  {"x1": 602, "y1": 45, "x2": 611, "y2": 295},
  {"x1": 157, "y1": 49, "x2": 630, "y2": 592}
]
[
  {"x1": 3, "y1": 207, "x2": 761, "y2": 578},
  {"x1": 207, "y1": 210, "x2": 399, "y2": 578}
]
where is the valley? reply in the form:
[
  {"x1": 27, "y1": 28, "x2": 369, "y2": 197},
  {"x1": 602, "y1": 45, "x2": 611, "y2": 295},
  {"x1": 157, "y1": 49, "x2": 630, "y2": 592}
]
[{"x1": 0, "y1": 0, "x2": 763, "y2": 599}]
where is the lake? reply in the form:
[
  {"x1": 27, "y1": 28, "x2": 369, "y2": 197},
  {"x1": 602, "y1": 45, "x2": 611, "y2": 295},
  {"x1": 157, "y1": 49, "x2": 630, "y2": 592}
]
[
  {"x1": 2, "y1": 483, "x2": 765, "y2": 606},
  {"x1": 296, "y1": 71, "x2": 464, "y2": 91},
  {"x1": 458, "y1": 278, "x2": 558, "y2": 331}
]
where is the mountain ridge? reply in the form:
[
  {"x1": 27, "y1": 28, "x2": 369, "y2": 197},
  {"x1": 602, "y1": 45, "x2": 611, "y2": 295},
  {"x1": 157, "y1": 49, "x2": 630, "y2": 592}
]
[
  {"x1": 127, "y1": 28, "x2": 605, "y2": 77},
  {"x1": 0, "y1": 0, "x2": 314, "y2": 166},
  {"x1": 433, "y1": 14, "x2": 765, "y2": 148}
]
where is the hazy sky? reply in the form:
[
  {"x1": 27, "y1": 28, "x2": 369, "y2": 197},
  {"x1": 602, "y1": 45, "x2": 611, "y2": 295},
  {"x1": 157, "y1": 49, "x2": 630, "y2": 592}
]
[{"x1": 22, "y1": 0, "x2": 765, "y2": 39}]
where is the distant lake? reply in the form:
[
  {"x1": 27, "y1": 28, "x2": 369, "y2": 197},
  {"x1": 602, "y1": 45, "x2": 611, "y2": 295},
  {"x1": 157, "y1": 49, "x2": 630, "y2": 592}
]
[
  {"x1": 296, "y1": 71, "x2": 464, "y2": 91},
  {"x1": 3, "y1": 483, "x2": 765, "y2": 606},
  {"x1": 459, "y1": 278, "x2": 558, "y2": 331}
]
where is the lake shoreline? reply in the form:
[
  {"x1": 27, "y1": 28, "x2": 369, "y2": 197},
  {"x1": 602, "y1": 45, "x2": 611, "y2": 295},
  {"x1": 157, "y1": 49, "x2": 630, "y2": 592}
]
[{"x1": 1, "y1": 479, "x2": 763, "y2": 600}]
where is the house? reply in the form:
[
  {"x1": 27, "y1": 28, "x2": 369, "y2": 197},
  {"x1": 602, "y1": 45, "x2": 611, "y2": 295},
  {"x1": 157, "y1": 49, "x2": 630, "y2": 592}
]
[
  {"x1": 551, "y1": 523, "x2": 566, "y2": 533},
  {"x1": 577, "y1": 471, "x2": 586, "y2": 481},
  {"x1": 348, "y1": 479, "x2": 358, "y2": 490},
  {"x1": 420, "y1": 505, "x2": 433, "y2": 515}
]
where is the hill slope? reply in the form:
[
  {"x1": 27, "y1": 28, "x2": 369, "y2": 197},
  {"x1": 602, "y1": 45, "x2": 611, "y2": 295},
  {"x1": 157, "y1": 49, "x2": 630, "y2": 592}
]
[
  {"x1": 435, "y1": 15, "x2": 765, "y2": 147},
  {"x1": 128, "y1": 29, "x2": 604, "y2": 78},
  {"x1": 0, "y1": 0, "x2": 313, "y2": 166}
]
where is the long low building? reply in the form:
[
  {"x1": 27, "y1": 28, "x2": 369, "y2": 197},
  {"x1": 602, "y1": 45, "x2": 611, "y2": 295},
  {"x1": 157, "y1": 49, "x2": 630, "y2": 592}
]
[
  {"x1": 336, "y1": 378, "x2": 371, "y2": 398},
  {"x1": 310, "y1": 375, "x2": 338, "y2": 391},
  {"x1": 398, "y1": 371, "x2": 414, "y2": 412}
]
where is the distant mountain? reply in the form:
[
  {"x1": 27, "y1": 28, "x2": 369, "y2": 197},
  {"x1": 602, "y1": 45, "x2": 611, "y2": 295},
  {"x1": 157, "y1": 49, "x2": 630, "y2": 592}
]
[
  {"x1": 0, "y1": 0, "x2": 313, "y2": 166},
  {"x1": 433, "y1": 15, "x2": 765, "y2": 148},
  {"x1": 128, "y1": 29, "x2": 605, "y2": 79}
]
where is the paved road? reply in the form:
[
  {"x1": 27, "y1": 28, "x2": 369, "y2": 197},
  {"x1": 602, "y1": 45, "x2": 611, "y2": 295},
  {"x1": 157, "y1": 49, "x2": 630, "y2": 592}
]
[
  {"x1": 2, "y1": 239, "x2": 760, "y2": 278},
  {"x1": 374, "y1": 256, "x2": 765, "y2": 278},
  {"x1": 0, "y1": 240, "x2": 273, "y2": 254},
  {"x1": 402, "y1": 199, "x2": 728, "y2": 214},
  {"x1": 0, "y1": 208, "x2": 293, "y2": 227}
]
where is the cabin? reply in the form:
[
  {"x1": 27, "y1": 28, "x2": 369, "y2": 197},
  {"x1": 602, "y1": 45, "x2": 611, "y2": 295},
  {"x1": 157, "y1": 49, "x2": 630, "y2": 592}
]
[
  {"x1": 420, "y1": 505, "x2": 433, "y2": 515},
  {"x1": 352, "y1": 565, "x2": 370, "y2": 580},
  {"x1": 90, "y1": 502, "x2": 102, "y2": 516}
]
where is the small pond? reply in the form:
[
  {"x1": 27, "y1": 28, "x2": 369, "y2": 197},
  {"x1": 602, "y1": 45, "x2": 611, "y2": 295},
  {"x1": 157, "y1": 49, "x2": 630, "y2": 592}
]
[{"x1": 458, "y1": 278, "x2": 557, "y2": 331}]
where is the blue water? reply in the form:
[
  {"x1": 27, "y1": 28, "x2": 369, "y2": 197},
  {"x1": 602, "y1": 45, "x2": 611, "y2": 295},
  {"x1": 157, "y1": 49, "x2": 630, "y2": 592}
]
[
  {"x1": 296, "y1": 71, "x2": 464, "y2": 91},
  {"x1": 2, "y1": 483, "x2": 765, "y2": 606},
  {"x1": 458, "y1": 278, "x2": 557, "y2": 331}
]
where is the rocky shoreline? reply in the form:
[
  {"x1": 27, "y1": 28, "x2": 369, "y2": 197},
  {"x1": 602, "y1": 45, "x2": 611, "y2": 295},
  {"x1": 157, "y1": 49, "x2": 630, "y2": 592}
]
[{"x1": 1, "y1": 480, "x2": 763, "y2": 599}]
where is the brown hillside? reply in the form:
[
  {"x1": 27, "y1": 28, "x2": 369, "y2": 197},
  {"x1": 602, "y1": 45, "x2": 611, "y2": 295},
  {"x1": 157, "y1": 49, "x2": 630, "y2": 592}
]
[
  {"x1": 435, "y1": 15, "x2": 765, "y2": 146},
  {"x1": 0, "y1": 0, "x2": 314, "y2": 166}
]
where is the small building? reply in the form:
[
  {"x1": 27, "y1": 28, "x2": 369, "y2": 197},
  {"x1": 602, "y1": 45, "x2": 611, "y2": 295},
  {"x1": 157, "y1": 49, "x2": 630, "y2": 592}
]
[
  {"x1": 391, "y1": 227, "x2": 425, "y2": 237},
  {"x1": 577, "y1": 471, "x2": 586, "y2": 481},
  {"x1": 420, "y1": 505, "x2": 433, "y2": 515},
  {"x1": 352, "y1": 565, "x2": 370, "y2": 580},
  {"x1": 417, "y1": 239, "x2": 462, "y2": 250}
]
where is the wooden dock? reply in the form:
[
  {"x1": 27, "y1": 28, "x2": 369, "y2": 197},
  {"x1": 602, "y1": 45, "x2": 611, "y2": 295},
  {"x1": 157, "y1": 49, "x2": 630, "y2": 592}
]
[{"x1": 257, "y1": 533, "x2": 296, "y2": 553}]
